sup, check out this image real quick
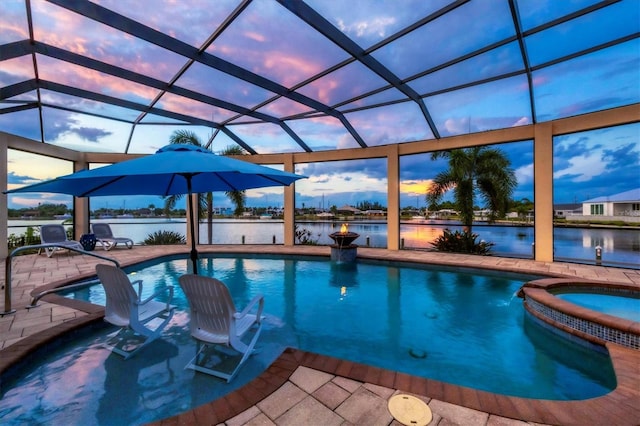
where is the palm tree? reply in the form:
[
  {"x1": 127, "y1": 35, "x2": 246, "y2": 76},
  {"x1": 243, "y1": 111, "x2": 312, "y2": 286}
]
[
  {"x1": 427, "y1": 146, "x2": 516, "y2": 234},
  {"x1": 163, "y1": 130, "x2": 246, "y2": 244},
  {"x1": 218, "y1": 145, "x2": 247, "y2": 217}
]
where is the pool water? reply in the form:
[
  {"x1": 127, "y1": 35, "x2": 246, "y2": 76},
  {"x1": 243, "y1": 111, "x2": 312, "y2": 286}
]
[
  {"x1": 0, "y1": 255, "x2": 617, "y2": 425},
  {"x1": 556, "y1": 292, "x2": 640, "y2": 322}
]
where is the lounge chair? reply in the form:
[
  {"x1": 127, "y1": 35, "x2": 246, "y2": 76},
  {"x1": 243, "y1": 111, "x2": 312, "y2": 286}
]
[
  {"x1": 91, "y1": 223, "x2": 134, "y2": 250},
  {"x1": 179, "y1": 274, "x2": 264, "y2": 382},
  {"x1": 39, "y1": 224, "x2": 83, "y2": 257},
  {"x1": 96, "y1": 264, "x2": 175, "y2": 359}
]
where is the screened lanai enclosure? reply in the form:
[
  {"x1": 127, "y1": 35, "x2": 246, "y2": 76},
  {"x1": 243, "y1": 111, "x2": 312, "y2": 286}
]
[{"x1": 1, "y1": 0, "x2": 639, "y2": 263}]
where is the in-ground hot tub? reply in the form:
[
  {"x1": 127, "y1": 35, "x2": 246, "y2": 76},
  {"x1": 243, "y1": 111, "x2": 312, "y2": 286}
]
[
  {"x1": 555, "y1": 291, "x2": 640, "y2": 322},
  {"x1": 518, "y1": 278, "x2": 640, "y2": 350}
]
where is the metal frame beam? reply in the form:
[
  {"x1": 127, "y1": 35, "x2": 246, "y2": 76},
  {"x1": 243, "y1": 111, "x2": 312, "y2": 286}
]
[{"x1": 278, "y1": 0, "x2": 440, "y2": 139}]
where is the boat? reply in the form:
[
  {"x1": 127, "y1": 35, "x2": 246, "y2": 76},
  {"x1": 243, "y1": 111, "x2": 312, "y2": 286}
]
[{"x1": 259, "y1": 214, "x2": 273, "y2": 219}]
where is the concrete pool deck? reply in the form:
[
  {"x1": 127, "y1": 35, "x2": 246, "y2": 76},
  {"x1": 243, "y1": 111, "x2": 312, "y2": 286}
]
[{"x1": 1, "y1": 245, "x2": 639, "y2": 425}]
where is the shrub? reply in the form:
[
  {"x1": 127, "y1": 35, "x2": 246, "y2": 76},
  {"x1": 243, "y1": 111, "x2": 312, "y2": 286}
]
[
  {"x1": 431, "y1": 229, "x2": 494, "y2": 255},
  {"x1": 7, "y1": 226, "x2": 41, "y2": 253},
  {"x1": 143, "y1": 230, "x2": 186, "y2": 245},
  {"x1": 294, "y1": 225, "x2": 319, "y2": 245}
]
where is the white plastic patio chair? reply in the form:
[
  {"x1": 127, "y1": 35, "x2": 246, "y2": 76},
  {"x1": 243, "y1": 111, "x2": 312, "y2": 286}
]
[
  {"x1": 178, "y1": 274, "x2": 264, "y2": 382},
  {"x1": 91, "y1": 223, "x2": 134, "y2": 250},
  {"x1": 96, "y1": 264, "x2": 175, "y2": 359},
  {"x1": 39, "y1": 224, "x2": 83, "y2": 257}
]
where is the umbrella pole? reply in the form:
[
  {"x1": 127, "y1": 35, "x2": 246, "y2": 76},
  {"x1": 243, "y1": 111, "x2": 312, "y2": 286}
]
[{"x1": 186, "y1": 177, "x2": 199, "y2": 275}]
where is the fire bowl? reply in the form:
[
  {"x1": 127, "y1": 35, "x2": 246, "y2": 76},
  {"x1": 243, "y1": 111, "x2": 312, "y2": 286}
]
[{"x1": 329, "y1": 232, "x2": 360, "y2": 248}]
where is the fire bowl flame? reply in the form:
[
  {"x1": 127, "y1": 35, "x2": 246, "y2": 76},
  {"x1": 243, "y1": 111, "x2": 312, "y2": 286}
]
[{"x1": 329, "y1": 224, "x2": 360, "y2": 248}]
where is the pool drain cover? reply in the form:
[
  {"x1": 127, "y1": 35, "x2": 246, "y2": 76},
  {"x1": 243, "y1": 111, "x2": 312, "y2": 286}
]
[{"x1": 387, "y1": 394, "x2": 432, "y2": 426}]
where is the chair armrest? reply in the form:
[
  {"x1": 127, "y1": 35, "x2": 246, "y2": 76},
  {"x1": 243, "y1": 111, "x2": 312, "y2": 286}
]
[
  {"x1": 132, "y1": 279, "x2": 144, "y2": 302},
  {"x1": 235, "y1": 294, "x2": 264, "y2": 321},
  {"x1": 137, "y1": 285, "x2": 174, "y2": 307},
  {"x1": 164, "y1": 285, "x2": 174, "y2": 310}
]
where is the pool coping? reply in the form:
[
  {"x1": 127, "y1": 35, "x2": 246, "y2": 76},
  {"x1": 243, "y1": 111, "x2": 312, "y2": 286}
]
[{"x1": 1, "y1": 246, "x2": 639, "y2": 425}]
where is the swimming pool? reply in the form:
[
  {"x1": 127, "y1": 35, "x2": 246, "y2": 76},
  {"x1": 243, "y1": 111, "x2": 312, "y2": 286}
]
[{"x1": 0, "y1": 254, "x2": 616, "y2": 425}]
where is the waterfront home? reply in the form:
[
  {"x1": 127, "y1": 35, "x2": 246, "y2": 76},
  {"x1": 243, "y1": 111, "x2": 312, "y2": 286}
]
[{"x1": 582, "y1": 188, "x2": 640, "y2": 219}]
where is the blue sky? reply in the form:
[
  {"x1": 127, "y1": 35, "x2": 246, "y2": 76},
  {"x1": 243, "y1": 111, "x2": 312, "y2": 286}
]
[{"x1": 2, "y1": 0, "x2": 639, "y2": 210}]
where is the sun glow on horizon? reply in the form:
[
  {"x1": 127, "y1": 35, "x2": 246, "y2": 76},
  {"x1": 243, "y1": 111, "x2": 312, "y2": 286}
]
[{"x1": 400, "y1": 179, "x2": 434, "y2": 197}]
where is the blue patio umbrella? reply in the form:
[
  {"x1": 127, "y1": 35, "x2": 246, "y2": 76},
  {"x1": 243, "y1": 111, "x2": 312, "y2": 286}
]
[{"x1": 5, "y1": 144, "x2": 306, "y2": 273}]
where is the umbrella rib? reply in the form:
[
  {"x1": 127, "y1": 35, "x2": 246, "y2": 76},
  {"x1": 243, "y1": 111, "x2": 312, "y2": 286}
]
[
  {"x1": 165, "y1": 174, "x2": 178, "y2": 197},
  {"x1": 259, "y1": 174, "x2": 291, "y2": 186},
  {"x1": 214, "y1": 173, "x2": 292, "y2": 191},
  {"x1": 172, "y1": 173, "x2": 199, "y2": 196},
  {"x1": 78, "y1": 176, "x2": 127, "y2": 197},
  {"x1": 214, "y1": 172, "x2": 240, "y2": 191}
]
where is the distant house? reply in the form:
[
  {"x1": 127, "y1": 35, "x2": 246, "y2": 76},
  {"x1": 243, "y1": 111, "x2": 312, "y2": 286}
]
[
  {"x1": 582, "y1": 188, "x2": 640, "y2": 217},
  {"x1": 213, "y1": 207, "x2": 233, "y2": 216},
  {"x1": 21, "y1": 210, "x2": 38, "y2": 219},
  {"x1": 316, "y1": 212, "x2": 335, "y2": 218},
  {"x1": 137, "y1": 208, "x2": 153, "y2": 217},
  {"x1": 554, "y1": 203, "x2": 581, "y2": 218},
  {"x1": 473, "y1": 209, "x2": 492, "y2": 220},
  {"x1": 429, "y1": 209, "x2": 457, "y2": 219},
  {"x1": 336, "y1": 205, "x2": 363, "y2": 215}
]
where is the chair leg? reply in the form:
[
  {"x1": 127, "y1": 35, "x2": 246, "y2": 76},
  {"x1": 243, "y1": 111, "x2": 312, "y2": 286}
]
[
  {"x1": 185, "y1": 343, "x2": 241, "y2": 383},
  {"x1": 130, "y1": 308, "x2": 174, "y2": 339},
  {"x1": 105, "y1": 308, "x2": 174, "y2": 359},
  {"x1": 186, "y1": 323, "x2": 263, "y2": 382},
  {"x1": 103, "y1": 328, "x2": 149, "y2": 359},
  {"x1": 232, "y1": 323, "x2": 262, "y2": 373}
]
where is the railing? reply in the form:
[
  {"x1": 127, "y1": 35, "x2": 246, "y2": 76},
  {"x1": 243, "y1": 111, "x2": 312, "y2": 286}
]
[
  {"x1": 2, "y1": 244, "x2": 119, "y2": 316},
  {"x1": 26, "y1": 278, "x2": 102, "y2": 310}
]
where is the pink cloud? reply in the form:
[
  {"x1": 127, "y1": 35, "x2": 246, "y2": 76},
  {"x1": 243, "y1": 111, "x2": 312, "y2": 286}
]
[
  {"x1": 301, "y1": 78, "x2": 340, "y2": 105},
  {"x1": 258, "y1": 97, "x2": 312, "y2": 117},
  {"x1": 95, "y1": 0, "x2": 240, "y2": 48},
  {"x1": 444, "y1": 117, "x2": 469, "y2": 134},
  {"x1": 31, "y1": 1, "x2": 184, "y2": 82},
  {"x1": 0, "y1": 21, "x2": 29, "y2": 42},
  {"x1": 512, "y1": 116, "x2": 530, "y2": 127},
  {"x1": 1, "y1": 56, "x2": 36, "y2": 83},
  {"x1": 157, "y1": 92, "x2": 236, "y2": 122},
  {"x1": 212, "y1": 43, "x2": 318, "y2": 88},
  {"x1": 244, "y1": 31, "x2": 266, "y2": 43},
  {"x1": 531, "y1": 75, "x2": 549, "y2": 87},
  {"x1": 305, "y1": 116, "x2": 343, "y2": 128},
  {"x1": 37, "y1": 56, "x2": 160, "y2": 103}
]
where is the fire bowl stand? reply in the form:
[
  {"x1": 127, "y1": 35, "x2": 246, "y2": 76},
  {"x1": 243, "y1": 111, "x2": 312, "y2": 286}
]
[{"x1": 329, "y1": 232, "x2": 360, "y2": 263}]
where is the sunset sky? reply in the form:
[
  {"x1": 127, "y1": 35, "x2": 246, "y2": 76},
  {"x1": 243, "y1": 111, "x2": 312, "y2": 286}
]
[{"x1": 2, "y1": 0, "x2": 638, "y2": 211}]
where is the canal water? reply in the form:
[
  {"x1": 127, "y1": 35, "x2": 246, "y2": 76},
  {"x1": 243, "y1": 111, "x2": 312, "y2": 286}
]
[{"x1": 7, "y1": 218, "x2": 639, "y2": 268}]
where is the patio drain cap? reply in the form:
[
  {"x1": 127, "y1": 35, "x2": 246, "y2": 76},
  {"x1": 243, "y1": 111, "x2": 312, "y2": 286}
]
[{"x1": 387, "y1": 394, "x2": 432, "y2": 426}]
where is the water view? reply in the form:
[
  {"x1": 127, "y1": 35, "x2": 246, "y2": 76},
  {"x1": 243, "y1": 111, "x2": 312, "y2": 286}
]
[{"x1": 7, "y1": 218, "x2": 639, "y2": 268}]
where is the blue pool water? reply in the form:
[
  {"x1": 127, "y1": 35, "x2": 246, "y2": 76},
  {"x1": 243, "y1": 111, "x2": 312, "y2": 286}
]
[
  {"x1": 0, "y1": 255, "x2": 616, "y2": 425},
  {"x1": 556, "y1": 292, "x2": 640, "y2": 322}
]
